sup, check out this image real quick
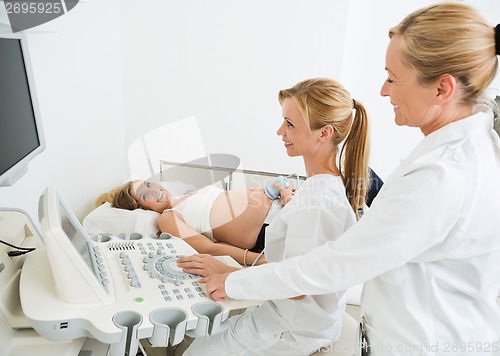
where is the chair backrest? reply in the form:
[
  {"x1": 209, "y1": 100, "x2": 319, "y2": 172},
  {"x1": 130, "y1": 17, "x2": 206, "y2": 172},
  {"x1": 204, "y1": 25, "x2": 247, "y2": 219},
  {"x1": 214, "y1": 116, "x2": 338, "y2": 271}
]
[{"x1": 366, "y1": 168, "x2": 383, "y2": 207}]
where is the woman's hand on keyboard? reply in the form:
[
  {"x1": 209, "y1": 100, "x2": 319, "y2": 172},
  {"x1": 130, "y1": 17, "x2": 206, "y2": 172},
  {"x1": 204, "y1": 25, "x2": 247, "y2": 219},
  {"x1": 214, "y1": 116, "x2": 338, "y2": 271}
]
[
  {"x1": 199, "y1": 272, "x2": 231, "y2": 301},
  {"x1": 177, "y1": 254, "x2": 239, "y2": 278}
]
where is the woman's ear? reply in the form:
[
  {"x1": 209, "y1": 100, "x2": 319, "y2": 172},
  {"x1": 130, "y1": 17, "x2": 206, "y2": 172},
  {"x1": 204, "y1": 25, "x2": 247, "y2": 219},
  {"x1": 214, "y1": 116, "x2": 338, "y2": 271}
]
[
  {"x1": 320, "y1": 125, "x2": 334, "y2": 140},
  {"x1": 436, "y1": 73, "x2": 457, "y2": 104}
]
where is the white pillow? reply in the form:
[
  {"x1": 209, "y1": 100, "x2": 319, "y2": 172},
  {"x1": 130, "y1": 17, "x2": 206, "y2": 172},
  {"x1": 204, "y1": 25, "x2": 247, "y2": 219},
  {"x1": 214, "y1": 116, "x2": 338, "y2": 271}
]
[{"x1": 82, "y1": 202, "x2": 159, "y2": 237}]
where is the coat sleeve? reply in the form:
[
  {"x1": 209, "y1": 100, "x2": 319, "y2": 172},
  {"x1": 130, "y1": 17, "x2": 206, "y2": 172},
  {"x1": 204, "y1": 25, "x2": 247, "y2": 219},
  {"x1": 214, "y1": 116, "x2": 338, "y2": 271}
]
[{"x1": 226, "y1": 162, "x2": 467, "y2": 300}]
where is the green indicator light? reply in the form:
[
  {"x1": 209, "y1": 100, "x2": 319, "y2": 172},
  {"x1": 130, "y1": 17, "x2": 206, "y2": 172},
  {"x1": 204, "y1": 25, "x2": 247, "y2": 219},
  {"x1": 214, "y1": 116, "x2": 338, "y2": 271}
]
[{"x1": 135, "y1": 297, "x2": 144, "y2": 303}]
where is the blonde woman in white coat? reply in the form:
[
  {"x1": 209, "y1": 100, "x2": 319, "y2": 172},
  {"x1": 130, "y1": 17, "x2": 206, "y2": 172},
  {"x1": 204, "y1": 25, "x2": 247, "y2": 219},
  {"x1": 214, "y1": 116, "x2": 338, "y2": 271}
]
[{"x1": 202, "y1": 3, "x2": 500, "y2": 355}]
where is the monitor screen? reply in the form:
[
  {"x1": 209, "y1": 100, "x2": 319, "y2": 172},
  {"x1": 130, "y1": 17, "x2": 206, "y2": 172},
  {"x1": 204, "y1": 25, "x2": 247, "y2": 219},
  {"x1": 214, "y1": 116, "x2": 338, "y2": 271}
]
[
  {"x1": 0, "y1": 33, "x2": 45, "y2": 187},
  {"x1": 59, "y1": 200, "x2": 95, "y2": 274},
  {"x1": 38, "y1": 186, "x2": 114, "y2": 305}
]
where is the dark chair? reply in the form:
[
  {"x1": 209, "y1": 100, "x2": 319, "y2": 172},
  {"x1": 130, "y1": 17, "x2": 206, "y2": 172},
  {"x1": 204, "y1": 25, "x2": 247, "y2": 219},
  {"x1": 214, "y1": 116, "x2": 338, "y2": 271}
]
[{"x1": 366, "y1": 168, "x2": 383, "y2": 207}]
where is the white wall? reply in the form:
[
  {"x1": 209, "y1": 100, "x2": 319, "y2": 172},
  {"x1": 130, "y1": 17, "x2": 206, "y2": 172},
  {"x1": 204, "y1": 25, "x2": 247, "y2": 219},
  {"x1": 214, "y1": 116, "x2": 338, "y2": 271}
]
[
  {"x1": 119, "y1": 0, "x2": 350, "y2": 177},
  {"x1": 0, "y1": 0, "x2": 125, "y2": 221}
]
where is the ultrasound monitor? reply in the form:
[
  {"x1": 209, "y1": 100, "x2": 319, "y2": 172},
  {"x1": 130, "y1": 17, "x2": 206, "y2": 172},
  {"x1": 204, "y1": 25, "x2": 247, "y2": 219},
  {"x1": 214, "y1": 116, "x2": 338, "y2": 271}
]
[
  {"x1": 0, "y1": 28, "x2": 45, "y2": 187},
  {"x1": 38, "y1": 186, "x2": 115, "y2": 305}
]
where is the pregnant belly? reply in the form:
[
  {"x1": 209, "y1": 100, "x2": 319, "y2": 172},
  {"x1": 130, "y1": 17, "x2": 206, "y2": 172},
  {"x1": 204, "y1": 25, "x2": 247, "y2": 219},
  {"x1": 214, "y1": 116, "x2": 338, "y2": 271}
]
[{"x1": 210, "y1": 189, "x2": 272, "y2": 247}]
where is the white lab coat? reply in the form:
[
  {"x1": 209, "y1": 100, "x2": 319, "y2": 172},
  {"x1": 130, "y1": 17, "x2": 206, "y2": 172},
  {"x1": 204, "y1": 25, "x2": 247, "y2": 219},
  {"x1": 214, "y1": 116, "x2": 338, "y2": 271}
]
[
  {"x1": 227, "y1": 110, "x2": 500, "y2": 355},
  {"x1": 185, "y1": 174, "x2": 356, "y2": 356}
]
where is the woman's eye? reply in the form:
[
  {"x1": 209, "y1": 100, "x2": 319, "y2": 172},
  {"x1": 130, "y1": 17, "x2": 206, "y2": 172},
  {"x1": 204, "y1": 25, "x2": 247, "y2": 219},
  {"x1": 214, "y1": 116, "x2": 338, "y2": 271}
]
[
  {"x1": 142, "y1": 194, "x2": 147, "y2": 201},
  {"x1": 286, "y1": 121, "x2": 293, "y2": 127},
  {"x1": 386, "y1": 78, "x2": 394, "y2": 84}
]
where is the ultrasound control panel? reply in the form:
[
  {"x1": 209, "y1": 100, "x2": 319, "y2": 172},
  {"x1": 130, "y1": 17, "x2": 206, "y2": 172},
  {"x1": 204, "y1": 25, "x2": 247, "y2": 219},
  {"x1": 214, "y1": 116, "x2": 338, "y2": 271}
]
[{"x1": 20, "y1": 230, "x2": 259, "y2": 356}]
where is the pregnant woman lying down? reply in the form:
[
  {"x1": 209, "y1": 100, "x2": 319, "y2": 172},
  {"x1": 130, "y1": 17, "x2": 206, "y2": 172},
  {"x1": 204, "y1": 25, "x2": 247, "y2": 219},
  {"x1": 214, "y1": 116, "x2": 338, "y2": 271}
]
[{"x1": 96, "y1": 180, "x2": 294, "y2": 267}]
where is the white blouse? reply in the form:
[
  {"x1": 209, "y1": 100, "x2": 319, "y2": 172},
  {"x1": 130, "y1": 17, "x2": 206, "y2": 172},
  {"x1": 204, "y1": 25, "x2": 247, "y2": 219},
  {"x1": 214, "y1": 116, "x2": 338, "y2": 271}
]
[{"x1": 257, "y1": 174, "x2": 356, "y2": 354}]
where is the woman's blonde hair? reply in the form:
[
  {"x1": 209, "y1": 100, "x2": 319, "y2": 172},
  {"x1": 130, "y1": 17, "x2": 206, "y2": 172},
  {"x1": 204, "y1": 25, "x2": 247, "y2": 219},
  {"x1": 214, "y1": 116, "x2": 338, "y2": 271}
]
[
  {"x1": 95, "y1": 181, "x2": 139, "y2": 210},
  {"x1": 278, "y1": 78, "x2": 370, "y2": 218},
  {"x1": 389, "y1": 2, "x2": 498, "y2": 105}
]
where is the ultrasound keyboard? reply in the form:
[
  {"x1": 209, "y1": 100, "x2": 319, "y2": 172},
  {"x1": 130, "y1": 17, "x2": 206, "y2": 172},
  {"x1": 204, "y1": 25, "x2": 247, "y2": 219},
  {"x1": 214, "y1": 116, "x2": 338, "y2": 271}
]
[{"x1": 20, "y1": 231, "x2": 260, "y2": 356}]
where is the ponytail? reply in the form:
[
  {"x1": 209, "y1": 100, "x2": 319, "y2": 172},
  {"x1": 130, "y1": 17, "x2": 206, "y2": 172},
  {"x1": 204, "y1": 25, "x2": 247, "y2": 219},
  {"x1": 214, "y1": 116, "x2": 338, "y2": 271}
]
[{"x1": 339, "y1": 100, "x2": 370, "y2": 219}]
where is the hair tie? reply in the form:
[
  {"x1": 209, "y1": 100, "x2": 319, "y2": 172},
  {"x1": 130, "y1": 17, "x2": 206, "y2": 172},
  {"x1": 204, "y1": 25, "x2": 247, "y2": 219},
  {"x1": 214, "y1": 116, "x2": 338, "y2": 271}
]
[
  {"x1": 495, "y1": 24, "x2": 500, "y2": 56},
  {"x1": 352, "y1": 99, "x2": 357, "y2": 110}
]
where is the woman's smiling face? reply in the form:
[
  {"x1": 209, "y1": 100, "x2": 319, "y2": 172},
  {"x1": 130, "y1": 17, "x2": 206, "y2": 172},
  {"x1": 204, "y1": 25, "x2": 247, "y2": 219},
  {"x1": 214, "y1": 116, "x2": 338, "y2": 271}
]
[
  {"x1": 130, "y1": 180, "x2": 171, "y2": 212},
  {"x1": 380, "y1": 35, "x2": 441, "y2": 135},
  {"x1": 276, "y1": 97, "x2": 320, "y2": 158}
]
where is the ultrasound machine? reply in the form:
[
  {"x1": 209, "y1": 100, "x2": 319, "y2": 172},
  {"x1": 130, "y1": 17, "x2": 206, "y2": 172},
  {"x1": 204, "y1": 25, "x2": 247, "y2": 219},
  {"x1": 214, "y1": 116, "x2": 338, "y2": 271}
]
[
  {"x1": 20, "y1": 187, "x2": 257, "y2": 355},
  {"x1": 0, "y1": 26, "x2": 257, "y2": 356}
]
